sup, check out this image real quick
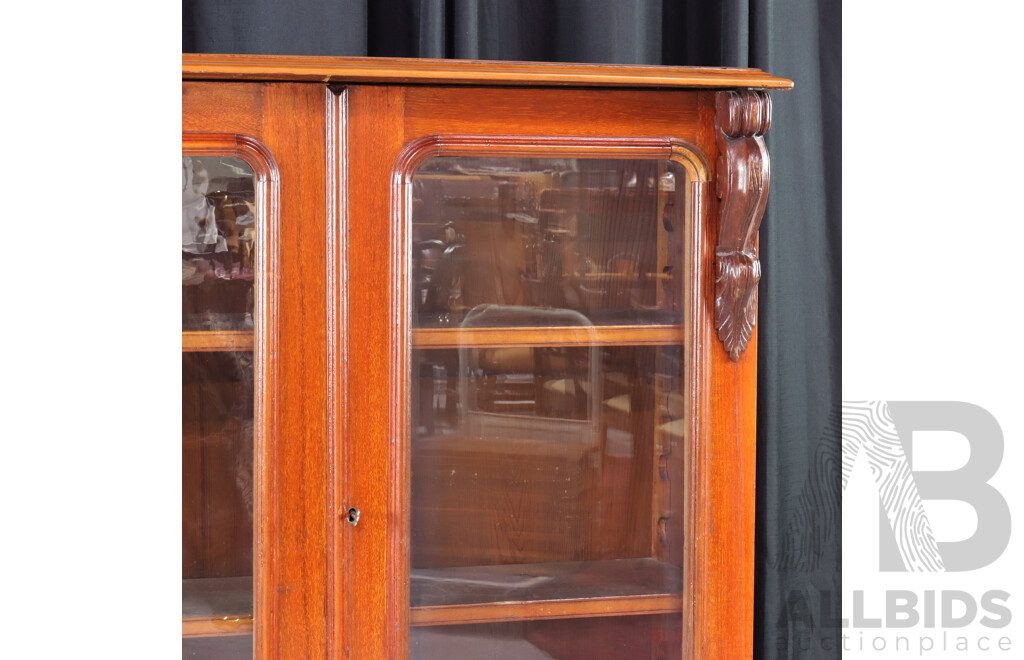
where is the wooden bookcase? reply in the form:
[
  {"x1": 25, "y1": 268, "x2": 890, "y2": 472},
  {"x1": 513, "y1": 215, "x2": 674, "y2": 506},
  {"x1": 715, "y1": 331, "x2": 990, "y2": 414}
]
[{"x1": 182, "y1": 54, "x2": 791, "y2": 659}]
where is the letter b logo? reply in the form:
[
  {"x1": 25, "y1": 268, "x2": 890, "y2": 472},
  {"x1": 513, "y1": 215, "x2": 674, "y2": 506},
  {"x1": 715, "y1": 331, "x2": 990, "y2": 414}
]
[{"x1": 843, "y1": 401, "x2": 1011, "y2": 572}]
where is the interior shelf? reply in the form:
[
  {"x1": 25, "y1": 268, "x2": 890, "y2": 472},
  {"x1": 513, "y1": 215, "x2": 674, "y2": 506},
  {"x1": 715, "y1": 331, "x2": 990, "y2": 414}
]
[
  {"x1": 182, "y1": 331, "x2": 254, "y2": 352},
  {"x1": 412, "y1": 324, "x2": 683, "y2": 349},
  {"x1": 182, "y1": 635, "x2": 254, "y2": 659},
  {"x1": 181, "y1": 325, "x2": 683, "y2": 351},
  {"x1": 410, "y1": 557, "x2": 682, "y2": 627},
  {"x1": 182, "y1": 576, "x2": 254, "y2": 638}
]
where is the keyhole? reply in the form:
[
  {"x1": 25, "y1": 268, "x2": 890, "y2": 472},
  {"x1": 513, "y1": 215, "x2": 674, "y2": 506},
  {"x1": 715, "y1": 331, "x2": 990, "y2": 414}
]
[{"x1": 347, "y1": 507, "x2": 360, "y2": 526}]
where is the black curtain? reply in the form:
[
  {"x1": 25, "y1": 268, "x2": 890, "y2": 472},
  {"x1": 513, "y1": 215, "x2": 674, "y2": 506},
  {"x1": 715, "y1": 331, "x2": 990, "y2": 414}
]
[{"x1": 184, "y1": 2, "x2": 841, "y2": 657}]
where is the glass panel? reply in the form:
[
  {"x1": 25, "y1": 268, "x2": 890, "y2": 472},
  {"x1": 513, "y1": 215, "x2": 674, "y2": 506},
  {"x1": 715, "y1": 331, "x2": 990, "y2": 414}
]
[
  {"x1": 411, "y1": 615, "x2": 681, "y2": 660},
  {"x1": 183, "y1": 156, "x2": 255, "y2": 655},
  {"x1": 182, "y1": 157, "x2": 257, "y2": 331},
  {"x1": 182, "y1": 636, "x2": 253, "y2": 660},
  {"x1": 412, "y1": 157, "x2": 686, "y2": 329},
  {"x1": 409, "y1": 157, "x2": 689, "y2": 657}
]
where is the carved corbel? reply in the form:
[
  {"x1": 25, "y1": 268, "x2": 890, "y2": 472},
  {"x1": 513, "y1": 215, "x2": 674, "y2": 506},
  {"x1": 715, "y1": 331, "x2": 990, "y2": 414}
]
[{"x1": 714, "y1": 90, "x2": 772, "y2": 361}]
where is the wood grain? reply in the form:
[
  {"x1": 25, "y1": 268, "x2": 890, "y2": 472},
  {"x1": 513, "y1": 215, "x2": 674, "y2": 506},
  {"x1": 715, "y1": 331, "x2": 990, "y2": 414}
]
[
  {"x1": 345, "y1": 84, "x2": 409, "y2": 660},
  {"x1": 183, "y1": 53, "x2": 793, "y2": 89},
  {"x1": 683, "y1": 91, "x2": 759, "y2": 659},
  {"x1": 183, "y1": 618, "x2": 254, "y2": 639},
  {"x1": 182, "y1": 330, "x2": 254, "y2": 352},
  {"x1": 182, "y1": 82, "x2": 263, "y2": 136},
  {"x1": 412, "y1": 324, "x2": 683, "y2": 348},
  {"x1": 403, "y1": 88, "x2": 702, "y2": 141},
  {"x1": 713, "y1": 90, "x2": 772, "y2": 361},
  {"x1": 326, "y1": 84, "x2": 349, "y2": 660},
  {"x1": 413, "y1": 595, "x2": 681, "y2": 627},
  {"x1": 261, "y1": 82, "x2": 329, "y2": 660}
]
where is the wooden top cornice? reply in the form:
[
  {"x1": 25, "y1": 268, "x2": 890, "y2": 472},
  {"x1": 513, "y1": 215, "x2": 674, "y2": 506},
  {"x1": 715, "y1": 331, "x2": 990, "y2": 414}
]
[{"x1": 183, "y1": 54, "x2": 794, "y2": 89}]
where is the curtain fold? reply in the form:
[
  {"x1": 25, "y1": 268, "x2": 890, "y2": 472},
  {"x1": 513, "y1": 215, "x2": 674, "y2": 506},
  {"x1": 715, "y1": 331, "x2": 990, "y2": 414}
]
[
  {"x1": 184, "y1": 3, "x2": 841, "y2": 657},
  {"x1": 744, "y1": 1, "x2": 842, "y2": 659}
]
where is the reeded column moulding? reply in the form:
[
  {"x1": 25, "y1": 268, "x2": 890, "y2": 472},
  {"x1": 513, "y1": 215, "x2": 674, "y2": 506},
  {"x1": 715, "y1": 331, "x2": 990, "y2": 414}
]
[{"x1": 713, "y1": 90, "x2": 772, "y2": 361}]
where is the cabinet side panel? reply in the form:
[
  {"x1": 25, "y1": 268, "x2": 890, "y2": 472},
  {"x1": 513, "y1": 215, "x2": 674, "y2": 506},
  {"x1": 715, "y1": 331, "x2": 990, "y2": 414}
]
[
  {"x1": 345, "y1": 85, "x2": 408, "y2": 660},
  {"x1": 261, "y1": 82, "x2": 330, "y2": 659},
  {"x1": 691, "y1": 91, "x2": 758, "y2": 659}
]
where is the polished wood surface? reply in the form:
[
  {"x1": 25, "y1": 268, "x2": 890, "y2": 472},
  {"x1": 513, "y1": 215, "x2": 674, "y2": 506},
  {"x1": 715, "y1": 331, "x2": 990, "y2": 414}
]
[
  {"x1": 343, "y1": 84, "x2": 409, "y2": 659},
  {"x1": 182, "y1": 84, "x2": 264, "y2": 139},
  {"x1": 402, "y1": 88, "x2": 702, "y2": 142},
  {"x1": 412, "y1": 324, "x2": 682, "y2": 348},
  {"x1": 183, "y1": 82, "x2": 329, "y2": 659},
  {"x1": 183, "y1": 53, "x2": 793, "y2": 89},
  {"x1": 183, "y1": 330, "x2": 255, "y2": 352},
  {"x1": 412, "y1": 594, "x2": 682, "y2": 627},
  {"x1": 260, "y1": 82, "x2": 330, "y2": 659},
  {"x1": 713, "y1": 90, "x2": 772, "y2": 361},
  {"x1": 686, "y1": 91, "x2": 759, "y2": 658}
]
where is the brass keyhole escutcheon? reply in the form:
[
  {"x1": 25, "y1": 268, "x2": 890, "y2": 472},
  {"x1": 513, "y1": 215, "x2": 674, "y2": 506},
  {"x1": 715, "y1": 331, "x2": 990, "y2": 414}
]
[{"x1": 347, "y1": 507, "x2": 360, "y2": 526}]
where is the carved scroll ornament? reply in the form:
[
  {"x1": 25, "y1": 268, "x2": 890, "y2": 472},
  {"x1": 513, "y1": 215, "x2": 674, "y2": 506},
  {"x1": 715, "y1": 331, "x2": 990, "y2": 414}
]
[{"x1": 714, "y1": 90, "x2": 771, "y2": 361}]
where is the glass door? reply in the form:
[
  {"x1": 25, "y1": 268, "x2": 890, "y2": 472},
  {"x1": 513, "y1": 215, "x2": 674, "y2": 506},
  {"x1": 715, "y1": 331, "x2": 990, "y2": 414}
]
[
  {"x1": 407, "y1": 155, "x2": 691, "y2": 659},
  {"x1": 182, "y1": 155, "x2": 257, "y2": 659}
]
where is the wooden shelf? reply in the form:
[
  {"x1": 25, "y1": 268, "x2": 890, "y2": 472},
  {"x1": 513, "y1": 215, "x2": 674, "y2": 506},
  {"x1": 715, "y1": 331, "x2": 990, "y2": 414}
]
[
  {"x1": 183, "y1": 576, "x2": 253, "y2": 638},
  {"x1": 182, "y1": 325, "x2": 682, "y2": 350},
  {"x1": 182, "y1": 635, "x2": 253, "y2": 659},
  {"x1": 182, "y1": 331, "x2": 254, "y2": 352},
  {"x1": 412, "y1": 324, "x2": 683, "y2": 349},
  {"x1": 410, "y1": 557, "x2": 682, "y2": 626}
]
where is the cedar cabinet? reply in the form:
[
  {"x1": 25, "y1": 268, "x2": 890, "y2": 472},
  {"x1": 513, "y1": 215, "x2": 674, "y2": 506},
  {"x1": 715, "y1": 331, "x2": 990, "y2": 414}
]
[{"x1": 181, "y1": 54, "x2": 792, "y2": 660}]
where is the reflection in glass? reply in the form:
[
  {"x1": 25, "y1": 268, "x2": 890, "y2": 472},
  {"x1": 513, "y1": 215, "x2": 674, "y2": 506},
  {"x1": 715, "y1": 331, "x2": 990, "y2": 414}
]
[
  {"x1": 409, "y1": 157, "x2": 689, "y2": 658},
  {"x1": 183, "y1": 156, "x2": 256, "y2": 657},
  {"x1": 182, "y1": 636, "x2": 253, "y2": 660},
  {"x1": 412, "y1": 158, "x2": 686, "y2": 328},
  {"x1": 411, "y1": 615, "x2": 681, "y2": 660},
  {"x1": 182, "y1": 157, "x2": 256, "y2": 331}
]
